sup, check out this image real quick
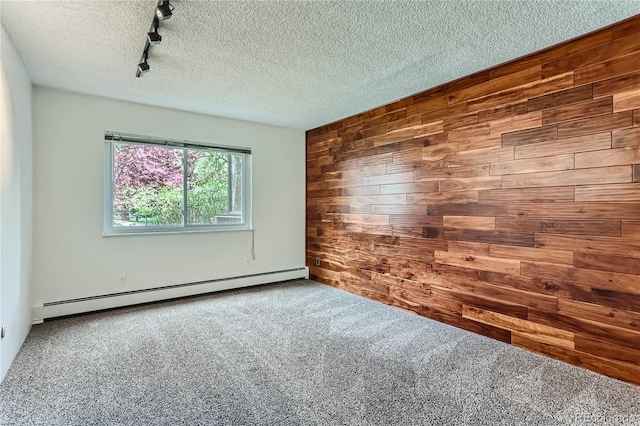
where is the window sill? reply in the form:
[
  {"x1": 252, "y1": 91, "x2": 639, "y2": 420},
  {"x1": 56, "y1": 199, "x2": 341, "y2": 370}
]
[{"x1": 103, "y1": 226, "x2": 253, "y2": 237}]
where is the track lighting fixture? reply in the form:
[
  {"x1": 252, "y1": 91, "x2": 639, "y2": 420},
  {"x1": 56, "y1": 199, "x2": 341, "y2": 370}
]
[{"x1": 135, "y1": 1, "x2": 173, "y2": 77}]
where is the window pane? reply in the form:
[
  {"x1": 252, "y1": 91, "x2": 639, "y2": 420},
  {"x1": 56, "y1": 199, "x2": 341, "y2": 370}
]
[
  {"x1": 186, "y1": 150, "x2": 244, "y2": 225},
  {"x1": 112, "y1": 143, "x2": 183, "y2": 227}
]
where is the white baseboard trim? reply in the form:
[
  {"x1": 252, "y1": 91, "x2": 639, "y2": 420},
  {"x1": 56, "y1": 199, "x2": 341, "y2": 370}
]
[{"x1": 32, "y1": 267, "x2": 309, "y2": 323}]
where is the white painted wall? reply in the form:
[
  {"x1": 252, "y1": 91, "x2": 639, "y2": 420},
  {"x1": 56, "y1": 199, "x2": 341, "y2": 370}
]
[
  {"x1": 1, "y1": 27, "x2": 33, "y2": 382},
  {"x1": 32, "y1": 88, "x2": 305, "y2": 313}
]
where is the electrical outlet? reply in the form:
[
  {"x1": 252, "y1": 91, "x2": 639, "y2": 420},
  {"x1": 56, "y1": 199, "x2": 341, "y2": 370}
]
[
  {"x1": 119, "y1": 275, "x2": 127, "y2": 286},
  {"x1": 315, "y1": 257, "x2": 321, "y2": 266},
  {"x1": 244, "y1": 257, "x2": 250, "y2": 266}
]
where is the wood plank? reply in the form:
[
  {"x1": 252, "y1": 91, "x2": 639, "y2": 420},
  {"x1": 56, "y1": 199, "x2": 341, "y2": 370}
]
[
  {"x1": 588, "y1": 288, "x2": 640, "y2": 313},
  {"x1": 462, "y1": 306, "x2": 574, "y2": 349},
  {"x1": 371, "y1": 271, "x2": 428, "y2": 292},
  {"x1": 490, "y1": 154, "x2": 574, "y2": 176},
  {"x1": 334, "y1": 141, "x2": 399, "y2": 162},
  {"x1": 495, "y1": 217, "x2": 554, "y2": 233},
  {"x1": 592, "y1": 70, "x2": 640, "y2": 98},
  {"x1": 574, "y1": 50, "x2": 640, "y2": 86},
  {"x1": 356, "y1": 194, "x2": 405, "y2": 205},
  {"x1": 478, "y1": 102, "x2": 529, "y2": 122},
  {"x1": 478, "y1": 186, "x2": 574, "y2": 203},
  {"x1": 497, "y1": 217, "x2": 621, "y2": 237},
  {"x1": 456, "y1": 135, "x2": 503, "y2": 152},
  {"x1": 419, "y1": 104, "x2": 469, "y2": 126},
  {"x1": 408, "y1": 190, "x2": 479, "y2": 204},
  {"x1": 612, "y1": 15, "x2": 640, "y2": 39},
  {"x1": 452, "y1": 278, "x2": 558, "y2": 312},
  {"x1": 371, "y1": 204, "x2": 426, "y2": 215},
  {"x1": 362, "y1": 172, "x2": 414, "y2": 186},
  {"x1": 575, "y1": 146, "x2": 640, "y2": 168},
  {"x1": 477, "y1": 270, "x2": 592, "y2": 300},
  {"x1": 307, "y1": 195, "x2": 358, "y2": 206},
  {"x1": 448, "y1": 66, "x2": 541, "y2": 104},
  {"x1": 575, "y1": 183, "x2": 640, "y2": 202},
  {"x1": 544, "y1": 219, "x2": 621, "y2": 237},
  {"x1": 510, "y1": 201, "x2": 639, "y2": 219},
  {"x1": 556, "y1": 111, "x2": 633, "y2": 139},
  {"x1": 391, "y1": 147, "x2": 422, "y2": 164},
  {"x1": 350, "y1": 233, "x2": 399, "y2": 246},
  {"x1": 574, "y1": 251, "x2": 640, "y2": 275},
  {"x1": 526, "y1": 84, "x2": 593, "y2": 112},
  {"x1": 542, "y1": 97, "x2": 612, "y2": 125},
  {"x1": 514, "y1": 132, "x2": 611, "y2": 160},
  {"x1": 521, "y1": 261, "x2": 640, "y2": 296},
  {"x1": 415, "y1": 164, "x2": 491, "y2": 180},
  {"x1": 387, "y1": 159, "x2": 443, "y2": 175},
  {"x1": 528, "y1": 309, "x2": 640, "y2": 351},
  {"x1": 488, "y1": 111, "x2": 543, "y2": 136},
  {"x1": 612, "y1": 127, "x2": 640, "y2": 148},
  {"x1": 635, "y1": 165, "x2": 640, "y2": 183},
  {"x1": 422, "y1": 143, "x2": 457, "y2": 161},
  {"x1": 622, "y1": 220, "x2": 640, "y2": 237},
  {"x1": 443, "y1": 112, "x2": 479, "y2": 132},
  {"x1": 434, "y1": 251, "x2": 521, "y2": 275},
  {"x1": 445, "y1": 146, "x2": 514, "y2": 167},
  {"x1": 405, "y1": 95, "x2": 448, "y2": 116},
  {"x1": 501, "y1": 125, "x2": 558, "y2": 147},
  {"x1": 447, "y1": 240, "x2": 490, "y2": 256},
  {"x1": 361, "y1": 224, "x2": 392, "y2": 235},
  {"x1": 575, "y1": 334, "x2": 640, "y2": 365},
  {"x1": 413, "y1": 121, "x2": 445, "y2": 138},
  {"x1": 423, "y1": 308, "x2": 512, "y2": 344},
  {"x1": 501, "y1": 166, "x2": 631, "y2": 189},
  {"x1": 512, "y1": 334, "x2": 640, "y2": 386},
  {"x1": 536, "y1": 234, "x2": 640, "y2": 257},
  {"x1": 443, "y1": 216, "x2": 495, "y2": 231},
  {"x1": 453, "y1": 230, "x2": 535, "y2": 248},
  {"x1": 427, "y1": 203, "x2": 506, "y2": 217},
  {"x1": 452, "y1": 289, "x2": 529, "y2": 320},
  {"x1": 468, "y1": 73, "x2": 574, "y2": 113},
  {"x1": 388, "y1": 286, "x2": 429, "y2": 312},
  {"x1": 343, "y1": 185, "x2": 381, "y2": 196},
  {"x1": 613, "y1": 89, "x2": 640, "y2": 112},
  {"x1": 379, "y1": 181, "x2": 439, "y2": 195},
  {"x1": 541, "y1": 33, "x2": 640, "y2": 80},
  {"x1": 321, "y1": 213, "x2": 389, "y2": 226},
  {"x1": 446, "y1": 123, "x2": 490, "y2": 142},
  {"x1": 489, "y1": 244, "x2": 573, "y2": 265},
  {"x1": 415, "y1": 71, "x2": 491, "y2": 101},
  {"x1": 439, "y1": 176, "x2": 502, "y2": 191},
  {"x1": 558, "y1": 298, "x2": 640, "y2": 333}
]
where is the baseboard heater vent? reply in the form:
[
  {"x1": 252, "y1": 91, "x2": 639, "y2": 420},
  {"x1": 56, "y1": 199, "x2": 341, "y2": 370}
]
[{"x1": 33, "y1": 267, "x2": 309, "y2": 323}]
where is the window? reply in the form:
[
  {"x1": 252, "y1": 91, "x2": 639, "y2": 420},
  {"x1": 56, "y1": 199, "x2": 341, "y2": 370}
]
[{"x1": 104, "y1": 132, "x2": 251, "y2": 235}]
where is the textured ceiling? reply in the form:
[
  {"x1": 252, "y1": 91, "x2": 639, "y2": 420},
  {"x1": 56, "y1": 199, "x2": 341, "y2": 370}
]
[{"x1": 2, "y1": 1, "x2": 640, "y2": 130}]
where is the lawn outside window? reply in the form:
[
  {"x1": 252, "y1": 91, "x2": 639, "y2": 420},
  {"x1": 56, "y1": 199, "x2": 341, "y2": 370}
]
[{"x1": 104, "y1": 132, "x2": 251, "y2": 235}]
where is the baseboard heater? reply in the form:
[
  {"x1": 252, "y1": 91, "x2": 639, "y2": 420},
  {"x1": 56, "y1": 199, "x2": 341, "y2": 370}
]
[{"x1": 32, "y1": 267, "x2": 309, "y2": 323}]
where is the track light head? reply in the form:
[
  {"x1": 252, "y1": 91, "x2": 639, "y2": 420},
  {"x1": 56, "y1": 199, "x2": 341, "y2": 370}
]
[
  {"x1": 155, "y1": 2, "x2": 172, "y2": 21},
  {"x1": 148, "y1": 30, "x2": 162, "y2": 45},
  {"x1": 138, "y1": 60, "x2": 150, "y2": 74}
]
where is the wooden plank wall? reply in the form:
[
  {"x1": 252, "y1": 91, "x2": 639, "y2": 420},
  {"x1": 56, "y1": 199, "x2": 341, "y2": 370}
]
[{"x1": 306, "y1": 15, "x2": 640, "y2": 385}]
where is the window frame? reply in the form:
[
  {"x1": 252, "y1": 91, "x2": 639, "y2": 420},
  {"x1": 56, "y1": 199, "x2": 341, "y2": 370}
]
[{"x1": 103, "y1": 132, "x2": 252, "y2": 236}]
